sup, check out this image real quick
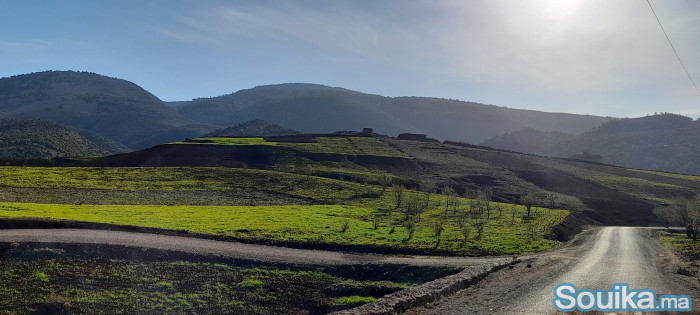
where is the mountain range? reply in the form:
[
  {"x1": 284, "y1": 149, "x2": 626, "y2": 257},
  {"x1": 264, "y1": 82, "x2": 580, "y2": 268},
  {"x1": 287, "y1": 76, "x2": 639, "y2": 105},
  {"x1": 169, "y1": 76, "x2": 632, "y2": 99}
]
[
  {"x1": 481, "y1": 113, "x2": 700, "y2": 174},
  {"x1": 0, "y1": 71, "x2": 610, "y2": 150},
  {"x1": 4, "y1": 70, "x2": 700, "y2": 175}
]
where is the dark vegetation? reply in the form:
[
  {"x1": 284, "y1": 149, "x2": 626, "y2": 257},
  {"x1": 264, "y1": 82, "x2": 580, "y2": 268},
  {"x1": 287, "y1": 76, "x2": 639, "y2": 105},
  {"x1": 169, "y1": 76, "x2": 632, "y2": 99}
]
[
  {"x1": 481, "y1": 113, "x2": 700, "y2": 175},
  {"x1": 0, "y1": 71, "x2": 213, "y2": 149},
  {"x1": 204, "y1": 119, "x2": 300, "y2": 137},
  {"x1": 654, "y1": 194, "x2": 700, "y2": 241},
  {"x1": 0, "y1": 242, "x2": 458, "y2": 314},
  {"x1": 0, "y1": 119, "x2": 129, "y2": 160}
]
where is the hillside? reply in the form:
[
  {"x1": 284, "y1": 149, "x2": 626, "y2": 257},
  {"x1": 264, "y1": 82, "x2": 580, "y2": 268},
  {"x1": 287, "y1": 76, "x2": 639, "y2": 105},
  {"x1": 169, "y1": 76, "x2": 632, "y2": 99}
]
[
  {"x1": 0, "y1": 71, "x2": 215, "y2": 149},
  {"x1": 204, "y1": 119, "x2": 300, "y2": 137},
  {"x1": 481, "y1": 113, "x2": 700, "y2": 174},
  {"x1": 479, "y1": 128, "x2": 575, "y2": 155},
  {"x1": 0, "y1": 119, "x2": 130, "y2": 160},
  {"x1": 71, "y1": 134, "x2": 700, "y2": 229}
]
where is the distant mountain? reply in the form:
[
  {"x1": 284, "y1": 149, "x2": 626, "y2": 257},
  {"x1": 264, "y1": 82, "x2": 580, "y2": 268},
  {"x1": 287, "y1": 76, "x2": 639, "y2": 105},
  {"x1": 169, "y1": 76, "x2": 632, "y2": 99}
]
[
  {"x1": 0, "y1": 119, "x2": 130, "y2": 160},
  {"x1": 175, "y1": 83, "x2": 612, "y2": 144},
  {"x1": 205, "y1": 119, "x2": 300, "y2": 137},
  {"x1": 0, "y1": 71, "x2": 611, "y2": 150},
  {"x1": 481, "y1": 113, "x2": 700, "y2": 174},
  {"x1": 0, "y1": 71, "x2": 215, "y2": 149}
]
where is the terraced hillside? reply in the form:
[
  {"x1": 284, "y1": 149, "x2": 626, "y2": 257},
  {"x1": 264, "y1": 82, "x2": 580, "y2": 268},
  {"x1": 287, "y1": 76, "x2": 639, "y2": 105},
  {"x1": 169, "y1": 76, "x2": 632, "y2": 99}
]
[{"x1": 66, "y1": 134, "x2": 700, "y2": 228}]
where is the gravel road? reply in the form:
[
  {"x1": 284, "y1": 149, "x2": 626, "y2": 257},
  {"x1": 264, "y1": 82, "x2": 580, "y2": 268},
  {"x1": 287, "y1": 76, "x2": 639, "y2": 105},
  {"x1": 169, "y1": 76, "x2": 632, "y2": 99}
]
[
  {"x1": 407, "y1": 227, "x2": 700, "y2": 314},
  {"x1": 0, "y1": 228, "x2": 497, "y2": 267}
]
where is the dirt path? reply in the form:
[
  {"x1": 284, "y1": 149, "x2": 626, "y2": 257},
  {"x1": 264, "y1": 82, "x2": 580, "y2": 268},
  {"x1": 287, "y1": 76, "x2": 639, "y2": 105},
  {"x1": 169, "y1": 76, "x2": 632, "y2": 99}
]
[
  {"x1": 407, "y1": 227, "x2": 700, "y2": 314},
  {"x1": 0, "y1": 228, "x2": 501, "y2": 267}
]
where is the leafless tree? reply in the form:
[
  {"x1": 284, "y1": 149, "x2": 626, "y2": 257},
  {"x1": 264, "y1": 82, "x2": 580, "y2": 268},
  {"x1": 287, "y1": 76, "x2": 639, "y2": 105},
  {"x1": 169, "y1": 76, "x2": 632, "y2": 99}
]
[
  {"x1": 392, "y1": 184, "x2": 404, "y2": 210},
  {"x1": 520, "y1": 194, "x2": 537, "y2": 219},
  {"x1": 654, "y1": 195, "x2": 700, "y2": 240}
]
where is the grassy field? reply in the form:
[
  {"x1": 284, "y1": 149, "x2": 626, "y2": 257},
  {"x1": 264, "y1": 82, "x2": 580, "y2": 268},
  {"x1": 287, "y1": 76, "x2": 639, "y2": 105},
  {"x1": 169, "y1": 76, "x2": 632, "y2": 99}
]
[
  {"x1": 0, "y1": 164, "x2": 568, "y2": 256},
  {"x1": 280, "y1": 137, "x2": 410, "y2": 157},
  {"x1": 0, "y1": 243, "x2": 451, "y2": 314},
  {"x1": 0, "y1": 166, "x2": 378, "y2": 204},
  {"x1": 0, "y1": 200, "x2": 567, "y2": 255},
  {"x1": 176, "y1": 136, "x2": 411, "y2": 158}
]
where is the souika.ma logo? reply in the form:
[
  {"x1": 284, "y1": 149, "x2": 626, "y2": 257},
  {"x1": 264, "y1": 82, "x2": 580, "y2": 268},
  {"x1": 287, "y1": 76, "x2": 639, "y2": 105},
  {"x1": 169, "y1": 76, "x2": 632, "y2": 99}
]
[{"x1": 553, "y1": 283, "x2": 692, "y2": 312}]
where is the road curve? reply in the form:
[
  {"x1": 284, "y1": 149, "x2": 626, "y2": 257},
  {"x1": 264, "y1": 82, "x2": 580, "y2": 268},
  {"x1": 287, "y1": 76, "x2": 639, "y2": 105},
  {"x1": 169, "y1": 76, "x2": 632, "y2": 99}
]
[
  {"x1": 0, "y1": 228, "x2": 495, "y2": 267},
  {"x1": 407, "y1": 227, "x2": 700, "y2": 314}
]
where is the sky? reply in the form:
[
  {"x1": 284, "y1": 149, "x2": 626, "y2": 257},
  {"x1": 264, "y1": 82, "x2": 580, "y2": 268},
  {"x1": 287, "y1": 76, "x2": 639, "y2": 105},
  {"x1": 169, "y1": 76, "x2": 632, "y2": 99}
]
[{"x1": 1, "y1": 0, "x2": 699, "y2": 118}]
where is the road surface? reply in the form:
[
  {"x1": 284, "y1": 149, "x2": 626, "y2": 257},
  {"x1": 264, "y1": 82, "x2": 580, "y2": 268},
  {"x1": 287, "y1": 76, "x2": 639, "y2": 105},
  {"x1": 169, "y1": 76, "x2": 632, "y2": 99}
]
[
  {"x1": 0, "y1": 228, "x2": 494, "y2": 267},
  {"x1": 408, "y1": 227, "x2": 700, "y2": 314}
]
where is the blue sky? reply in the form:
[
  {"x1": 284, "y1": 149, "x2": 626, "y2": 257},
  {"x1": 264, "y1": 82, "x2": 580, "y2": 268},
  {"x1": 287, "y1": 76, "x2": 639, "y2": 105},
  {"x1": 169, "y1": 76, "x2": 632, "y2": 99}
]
[{"x1": 1, "y1": 0, "x2": 699, "y2": 118}]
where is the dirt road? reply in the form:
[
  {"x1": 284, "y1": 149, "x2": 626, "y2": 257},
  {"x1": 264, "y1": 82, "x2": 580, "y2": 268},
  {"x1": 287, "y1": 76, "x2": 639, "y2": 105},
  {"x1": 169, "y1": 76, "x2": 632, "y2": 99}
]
[
  {"x1": 408, "y1": 227, "x2": 700, "y2": 314},
  {"x1": 0, "y1": 228, "x2": 495, "y2": 267}
]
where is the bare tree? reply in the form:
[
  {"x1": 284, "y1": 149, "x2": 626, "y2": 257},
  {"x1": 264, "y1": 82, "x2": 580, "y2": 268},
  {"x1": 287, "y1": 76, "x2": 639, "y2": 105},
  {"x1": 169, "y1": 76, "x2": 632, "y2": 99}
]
[
  {"x1": 378, "y1": 174, "x2": 392, "y2": 196},
  {"x1": 654, "y1": 195, "x2": 700, "y2": 240},
  {"x1": 392, "y1": 184, "x2": 405, "y2": 210},
  {"x1": 520, "y1": 194, "x2": 537, "y2": 219},
  {"x1": 434, "y1": 223, "x2": 444, "y2": 248},
  {"x1": 466, "y1": 189, "x2": 478, "y2": 214},
  {"x1": 404, "y1": 191, "x2": 429, "y2": 222},
  {"x1": 479, "y1": 187, "x2": 494, "y2": 219},
  {"x1": 461, "y1": 226, "x2": 471, "y2": 246},
  {"x1": 546, "y1": 192, "x2": 558, "y2": 209}
]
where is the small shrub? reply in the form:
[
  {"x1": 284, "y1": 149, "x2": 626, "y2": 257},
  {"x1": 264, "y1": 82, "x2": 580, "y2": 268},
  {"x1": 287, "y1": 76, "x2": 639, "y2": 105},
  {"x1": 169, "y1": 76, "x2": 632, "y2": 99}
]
[
  {"x1": 155, "y1": 281, "x2": 174, "y2": 290},
  {"x1": 238, "y1": 278, "x2": 263, "y2": 289},
  {"x1": 334, "y1": 296, "x2": 376, "y2": 307},
  {"x1": 32, "y1": 272, "x2": 49, "y2": 283}
]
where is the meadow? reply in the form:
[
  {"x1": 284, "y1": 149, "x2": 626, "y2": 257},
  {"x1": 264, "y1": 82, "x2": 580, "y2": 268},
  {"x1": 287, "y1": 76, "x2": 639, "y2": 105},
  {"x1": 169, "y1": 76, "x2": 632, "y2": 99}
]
[
  {"x1": 177, "y1": 136, "x2": 411, "y2": 157},
  {"x1": 0, "y1": 199, "x2": 566, "y2": 255},
  {"x1": 0, "y1": 164, "x2": 568, "y2": 256}
]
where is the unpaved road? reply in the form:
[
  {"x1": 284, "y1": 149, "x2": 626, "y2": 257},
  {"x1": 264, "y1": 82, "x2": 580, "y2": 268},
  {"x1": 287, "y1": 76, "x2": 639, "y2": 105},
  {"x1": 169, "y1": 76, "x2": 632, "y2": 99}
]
[
  {"x1": 409, "y1": 227, "x2": 700, "y2": 314},
  {"x1": 0, "y1": 228, "x2": 495, "y2": 267}
]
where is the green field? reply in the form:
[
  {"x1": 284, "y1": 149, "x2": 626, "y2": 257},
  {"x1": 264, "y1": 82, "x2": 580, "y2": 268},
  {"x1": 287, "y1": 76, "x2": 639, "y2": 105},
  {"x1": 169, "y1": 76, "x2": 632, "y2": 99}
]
[
  {"x1": 0, "y1": 200, "x2": 566, "y2": 255},
  {"x1": 0, "y1": 135, "x2": 578, "y2": 256},
  {"x1": 176, "y1": 136, "x2": 411, "y2": 158}
]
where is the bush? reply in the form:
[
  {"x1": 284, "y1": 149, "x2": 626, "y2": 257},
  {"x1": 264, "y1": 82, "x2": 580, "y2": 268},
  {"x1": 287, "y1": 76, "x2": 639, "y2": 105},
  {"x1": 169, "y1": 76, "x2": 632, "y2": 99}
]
[
  {"x1": 238, "y1": 278, "x2": 263, "y2": 289},
  {"x1": 334, "y1": 295, "x2": 376, "y2": 306},
  {"x1": 32, "y1": 272, "x2": 49, "y2": 283}
]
